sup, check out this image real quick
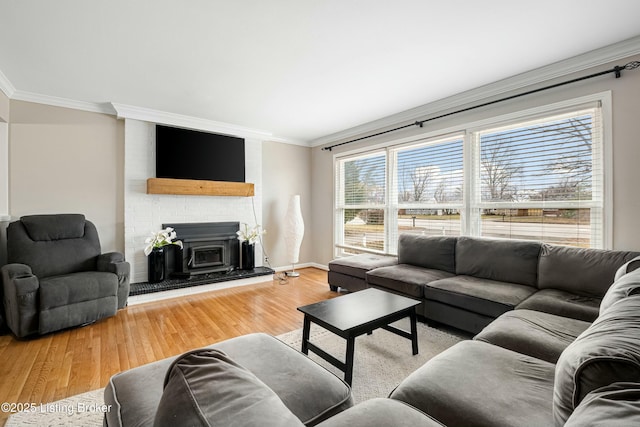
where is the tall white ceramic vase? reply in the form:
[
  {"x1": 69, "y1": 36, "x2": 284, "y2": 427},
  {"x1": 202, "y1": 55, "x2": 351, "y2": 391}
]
[{"x1": 284, "y1": 194, "x2": 304, "y2": 277}]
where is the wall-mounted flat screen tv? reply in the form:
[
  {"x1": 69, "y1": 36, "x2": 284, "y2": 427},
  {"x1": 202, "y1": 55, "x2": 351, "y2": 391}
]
[{"x1": 156, "y1": 125, "x2": 245, "y2": 183}]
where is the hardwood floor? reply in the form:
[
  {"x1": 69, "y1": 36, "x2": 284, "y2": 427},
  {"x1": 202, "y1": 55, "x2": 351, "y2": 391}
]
[{"x1": 0, "y1": 267, "x2": 336, "y2": 426}]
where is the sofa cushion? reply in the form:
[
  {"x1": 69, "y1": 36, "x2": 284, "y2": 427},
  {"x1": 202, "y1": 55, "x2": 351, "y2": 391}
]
[
  {"x1": 328, "y1": 254, "x2": 397, "y2": 280},
  {"x1": 553, "y1": 295, "x2": 640, "y2": 426},
  {"x1": 455, "y1": 237, "x2": 541, "y2": 287},
  {"x1": 474, "y1": 309, "x2": 590, "y2": 363},
  {"x1": 104, "y1": 333, "x2": 353, "y2": 427},
  {"x1": 315, "y1": 398, "x2": 445, "y2": 427},
  {"x1": 390, "y1": 340, "x2": 555, "y2": 427},
  {"x1": 564, "y1": 382, "x2": 640, "y2": 427},
  {"x1": 39, "y1": 271, "x2": 118, "y2": 309},
  {"x1": 366, "y1": 265, "x2": 454, "y2": 298},
  {"x1": 516, "y1": 289, "x2": 600, "y2": 322},
  {"x1": 614, "y1": 255, "x2": 640, "y2": 281},
  {"x1": 538, "y1": 244, "x2": 640, "y2": 297},
  {"x1": 600, "y1": 268, "x2": 640, "y2": 314},
  {"x1": 397, "y1": 234, "x2": 457, "y2": 273},
  {"x1": 154, "y1": 348, "x2": 304, "y2": 427},
  {"x1": 424, "y1": 275, "x2": 537, "y2": 318}
]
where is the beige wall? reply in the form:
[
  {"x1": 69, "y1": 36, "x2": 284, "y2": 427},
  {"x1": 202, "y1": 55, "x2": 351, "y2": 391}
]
[
  {"x1": 311, "y1": 54, "x2": 640, "y2": 264},
  {"x1": 262, "y1": 141, "x2": 312, "y2": 269},
  {"x1": 9, "y1": 101, "x2": 124, "y2": 252}
]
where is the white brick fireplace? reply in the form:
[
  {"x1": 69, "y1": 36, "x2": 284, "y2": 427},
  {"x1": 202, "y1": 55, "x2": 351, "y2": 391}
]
[{"x1": 123, "y1": 119, "x2": 263, "y2": 283}]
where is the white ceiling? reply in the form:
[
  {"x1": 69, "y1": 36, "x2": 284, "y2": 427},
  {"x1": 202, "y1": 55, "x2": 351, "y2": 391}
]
[{"x1": 1, "y1": 0, "x2": 640, "y2": 144}]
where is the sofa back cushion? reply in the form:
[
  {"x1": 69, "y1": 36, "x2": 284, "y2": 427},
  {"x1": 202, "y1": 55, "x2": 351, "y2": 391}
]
[
  {"x1": 538, "y1": 245, "x2": 640, "y2": 297},
  {"x1": 398, "y1": 234, "x2": 457, "y2": 273},
  {"x1": 154, "y1": 348, "x2": 304, "y2": 427},
  {"x1": 455, "y1": 237, "x2": 540, "y2": 286},
  {"x1": 553, "y1": 295, "x2": 640, "y2": 426}
]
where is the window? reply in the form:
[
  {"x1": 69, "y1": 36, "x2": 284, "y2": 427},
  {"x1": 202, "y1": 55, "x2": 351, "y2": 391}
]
[
  {"x1": 473, "y1": 108, "x2": 602, "y2": 247},
  {"x1": 335, "y1": 151, "x2": 386, "y2": 253},
  {"x1": 334, "y1": 96, "x2": 607, "y2": 256},
  {"x1": 389, "y1": 136, "x2": 464, "y2": 253}
]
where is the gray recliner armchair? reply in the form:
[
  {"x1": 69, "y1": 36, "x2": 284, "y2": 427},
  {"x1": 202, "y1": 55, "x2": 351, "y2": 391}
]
[{"x1": 1, "y1": 214, "x2": 130, "y2": 338}]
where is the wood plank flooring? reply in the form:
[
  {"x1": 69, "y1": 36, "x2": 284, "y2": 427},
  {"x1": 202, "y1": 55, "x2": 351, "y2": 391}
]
[{"x1": 0, "y1": 267, "x2": 336, "y2": 426}]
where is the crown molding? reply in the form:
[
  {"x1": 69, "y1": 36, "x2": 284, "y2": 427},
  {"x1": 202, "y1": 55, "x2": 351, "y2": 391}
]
[
  {"x1": 111, "y1": 102, "x2": 277, "y2": 140},
  {"x1": 310, "y1": 35, "x2": 640, "y2": 147},
  {"x1": 0, "y1": 69, "x2": 16, "y2": 98},
  {"x1": 11, "y1": 90, "x2": 115, "y2": 115}
]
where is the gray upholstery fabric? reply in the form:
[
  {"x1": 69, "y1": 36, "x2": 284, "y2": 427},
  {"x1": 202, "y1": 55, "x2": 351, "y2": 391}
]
[
  {"x1": 97, "y1": 252, "x2": 131, "y2": 309},
  {"x1": 614, "y1": 255, "x2": 640, "y2": 281},
  {"x1": 397, "y1": 234, "x2": 456, "y2": 273},
  {"x1": 423, "y1": 299, "x2": 493, "y2": 334},
  {"x1": 474, "y1": 309, "x2": 590, "y2": 363},
  {"x1": 424, "y1": 275, "x2": 537, "y2": 318},
  {"x1": 1, "y1": 263, "x2": 39, "y2": 337},
  {"x1": 455, "y1": 237, "x2": 541, "y2": 286},
  {"x1": 21, "y1": 213, "x2": 86, "y2": 240},
  {"x1": 553, "y1": 295, "x2": 640, "y2": 426},
  {"x1": 2, "y1": 214, "x2": 130, "y2": 337},
  {"x1": 154, "y1": 348, "x2": 304, "y2": 427},
  {"x1": 328, "y1": 254, "x2": 397, "y2": 280},
  {"x1": 315, "y1": 398, "x2": 445, "y2": 427},
  {"x1": 39, "y1": 272, "x2": 118, "y2": 309},
  {"x1": 366, "y1": 265, "x2": 454, "y2": 298},
  {"x1": 7, "y1": 215, "x2": 101, "y2": 278},
  {"x1": 390, "y1": 340, "x2": 555, "y2": 427},
  {"x1": 564, "y1": 382, "x2": 640, "y2": 427},
  {"x1": 600, "y1": 268, "x2": 640, "y2": 314},
  {"x1": 327, "y1": 271, "x2": 368, "y2": 292},
  {"x1": 39, "y1": 296, "x2": 117, "y2": 335},
  {"x1": 538, "y1": 244, "x2": 640, "y2": 297},
  {"x1": 104, "y1": 333, "x2": 353, "y2": 427},
  {"x1": 516, "y1": 288, "x2": 601, "y2": 322}
]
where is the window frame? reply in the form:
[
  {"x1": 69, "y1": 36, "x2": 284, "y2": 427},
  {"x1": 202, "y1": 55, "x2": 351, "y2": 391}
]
[{"x1": 333, "y1": 92, "x2": 612, "y2": 256}]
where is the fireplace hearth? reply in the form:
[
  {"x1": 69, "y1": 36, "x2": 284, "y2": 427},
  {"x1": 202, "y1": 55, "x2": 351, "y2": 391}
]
[{"x1": 129, "y1": 221, "x2": 274, "y2": 296}]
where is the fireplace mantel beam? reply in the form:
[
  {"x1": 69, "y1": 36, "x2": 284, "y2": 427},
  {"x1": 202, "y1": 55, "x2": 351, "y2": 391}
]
[{"x1": 147, "y1": 178, "x2": 254, "y2": 197}]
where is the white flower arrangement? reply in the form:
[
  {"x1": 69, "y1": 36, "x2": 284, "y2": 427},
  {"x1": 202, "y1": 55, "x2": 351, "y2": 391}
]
[
  {"x1": 144, "y1": 227, "x2": 184, "y2": 256},
  {"x1": 236, "y1": 223, "x2": 266, "y2": 245}
]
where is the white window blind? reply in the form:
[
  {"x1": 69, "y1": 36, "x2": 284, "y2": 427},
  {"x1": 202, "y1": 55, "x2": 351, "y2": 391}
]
[
  {"x1": 335, "y1": 151, "x2": 387, "y2": 253},
  {"x1": 388, "y1": 136, "x2": 464, "y2": 249},
  {"x1": 474, "y1": 106, "x2": 603, "y2": 247},
  {"x1": 333, "y1": 97, "x2": 607, "y2": 256}
]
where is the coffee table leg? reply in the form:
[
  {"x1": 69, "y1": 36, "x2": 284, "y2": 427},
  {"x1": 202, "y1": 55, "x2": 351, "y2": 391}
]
[
  {"x1": 410, "y1": 309, "x2": 419, "y2": 355},
  {"x1": 302, "y1": 316, "x2": 311, "y2": 355},
  {"x1": 345, "y1": 336, "x2": 355, "y2": 386}
]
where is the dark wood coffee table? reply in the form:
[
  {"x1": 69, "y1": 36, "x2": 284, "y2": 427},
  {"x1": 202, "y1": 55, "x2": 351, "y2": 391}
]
[{"x1": 297, "y1": 288, "x2": 420, "y2": 385}]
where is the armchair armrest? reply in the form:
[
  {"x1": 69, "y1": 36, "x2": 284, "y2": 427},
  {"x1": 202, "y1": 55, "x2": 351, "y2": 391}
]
[
  {"x1": 1, "y1": 263, "x2": 40, "y2": 337},
  {"x1": 97, "y1": 252, "x2": 131, "y2": 309}
]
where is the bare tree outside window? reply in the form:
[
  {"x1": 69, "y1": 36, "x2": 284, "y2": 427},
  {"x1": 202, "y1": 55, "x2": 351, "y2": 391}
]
[{"x1": 481, "y1": 139, "x2": 522, "y2": 201}]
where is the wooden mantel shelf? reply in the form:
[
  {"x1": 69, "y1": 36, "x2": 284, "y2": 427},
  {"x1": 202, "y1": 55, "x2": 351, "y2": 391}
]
[{"x1": 147, "y1": 178, "x2": 255, "y2": 197}]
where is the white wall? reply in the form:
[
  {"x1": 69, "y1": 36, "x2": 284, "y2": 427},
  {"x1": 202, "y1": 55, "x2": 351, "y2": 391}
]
[
  {"x1": 311, "y1": 53, "x2": 640, "y2": 265},
  {"x1": 123, "y1": 119, "x2": 263, "y2": 283}
]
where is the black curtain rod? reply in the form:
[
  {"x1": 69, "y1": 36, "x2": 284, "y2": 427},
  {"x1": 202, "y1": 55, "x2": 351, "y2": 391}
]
[{"x1": 322, "y1": 60, "x2": 640, "y2": 151}]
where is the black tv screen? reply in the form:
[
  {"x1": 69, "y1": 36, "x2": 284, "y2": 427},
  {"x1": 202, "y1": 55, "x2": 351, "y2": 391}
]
[{"x1": 156, "y1": 125, "x2": 245, "y2": 183}]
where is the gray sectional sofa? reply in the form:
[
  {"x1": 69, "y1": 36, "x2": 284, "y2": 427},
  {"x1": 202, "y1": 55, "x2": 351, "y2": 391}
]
[
  {"x1": 329, "y1": 234, "x2": 640, "y2": 334},
  {"x1": 390, "y1": 259, "x2": 640, "y2": 426},
  {"x1": 106, "y1": 257, "x2": 640, "y2": 426}
]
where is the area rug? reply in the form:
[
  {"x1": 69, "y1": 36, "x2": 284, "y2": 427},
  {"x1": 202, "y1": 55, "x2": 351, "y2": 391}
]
[
  {"x1": 6, "y1": 320, "x2": 464, "y2": 426},
  {"x1": 276, "y1": 319, "x2": 464, "y2": 403}
]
